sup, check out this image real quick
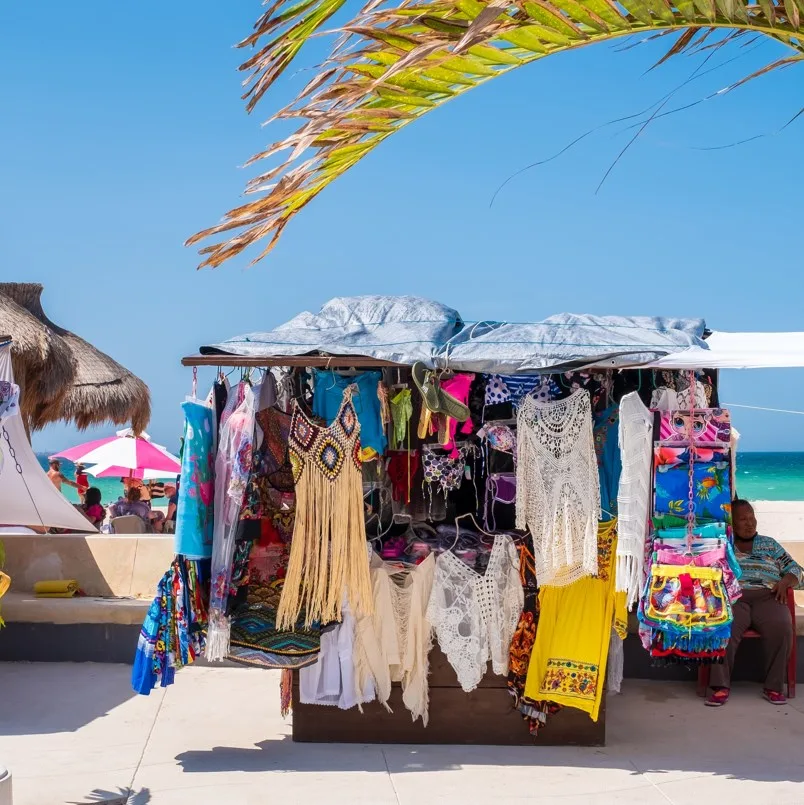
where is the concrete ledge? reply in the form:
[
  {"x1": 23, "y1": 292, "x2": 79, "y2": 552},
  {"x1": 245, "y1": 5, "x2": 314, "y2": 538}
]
[
  {"x1": 1, "y1": 533, "x2": 172, "y2": 598},
  {"x1": 1, "y1": 592, "x2": 149, "y2": 626},
  {"x1": 0, "y1": 622, "x2": 140, "y2": 664}
]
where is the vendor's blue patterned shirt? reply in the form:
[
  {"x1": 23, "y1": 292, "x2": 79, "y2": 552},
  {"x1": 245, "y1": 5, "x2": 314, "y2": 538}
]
[{"x1": 735, "y1": 535, "x2": 804, "y2": 590}]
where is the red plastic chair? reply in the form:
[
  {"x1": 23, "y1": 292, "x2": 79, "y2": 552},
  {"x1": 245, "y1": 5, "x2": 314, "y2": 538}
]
[{"x1": 697, "y1": 587, "x2": 797, "y2": 698}]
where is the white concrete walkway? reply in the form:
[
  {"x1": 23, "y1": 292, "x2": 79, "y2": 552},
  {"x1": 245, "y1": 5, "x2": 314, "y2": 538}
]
[{"x1": 1, "y1": 663, "x2": 803, "y2": 805}]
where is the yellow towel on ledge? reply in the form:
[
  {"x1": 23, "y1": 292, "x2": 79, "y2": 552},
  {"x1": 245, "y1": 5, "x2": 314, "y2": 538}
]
[{"x1": 34, "y1": 580, "x2": 79, "y2": 598}]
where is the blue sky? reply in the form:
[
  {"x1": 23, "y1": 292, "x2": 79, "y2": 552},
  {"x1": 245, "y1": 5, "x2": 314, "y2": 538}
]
[{"x1": 2, "y1": 2, "x2": 803, "y2": 453}]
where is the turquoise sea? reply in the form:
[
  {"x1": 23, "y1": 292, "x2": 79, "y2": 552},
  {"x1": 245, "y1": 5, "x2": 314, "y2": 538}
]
[
  {"x1": 734, "y1": 453, "x2": 804, "y2": 501},
  {"x1": 38, "y1": 451, "x2": 804, "y2": 504}
]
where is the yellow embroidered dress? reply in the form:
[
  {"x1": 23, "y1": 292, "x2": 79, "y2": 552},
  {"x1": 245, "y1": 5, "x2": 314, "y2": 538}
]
[{"x1": 523, "y1": 519, "x2": 626, "y2": 722}]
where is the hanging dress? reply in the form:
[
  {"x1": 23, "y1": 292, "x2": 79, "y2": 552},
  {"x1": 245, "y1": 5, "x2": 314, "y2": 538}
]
[
  {"x1": 353, "y1": 551, "x2": 436, "y2": 725},
  {"x1": 516, "y1": 390, "x2": 600, "y2": 586},
  {"x1": 299, "y1": 599, "x2": 374, "y2": 709},
  {"x1": 523, "y1": 520, "x2": 625, "y2": 722},
  {"x1": 615, "y1": 392, "x2": 654, "y2": 610},
  {"x1": 427, "y1": 534, "x2": 523, "y2": 693},
  {"x1": 174, "y1": 398, "x2": 215, "y2": 559},
  {"x1": 206, "y1": 383, "x2": 257, "y2": 660},
  {"x1": 276, "y1": 388, "x2": 373, "y2": 630}
]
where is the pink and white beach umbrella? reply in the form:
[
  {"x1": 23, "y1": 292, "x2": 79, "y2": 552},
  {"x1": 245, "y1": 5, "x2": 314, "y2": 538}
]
[
  {"x1": 86, "y1": 464, "x2": 178, "y2": 481},
  {"x1": 52, "y1": 435, "x2": 181, "y2": 475}
]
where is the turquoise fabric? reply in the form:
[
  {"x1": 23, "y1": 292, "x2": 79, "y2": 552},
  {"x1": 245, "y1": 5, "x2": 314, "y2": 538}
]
[
  {"x1": 593, "y1": 404, "x2": 621, "y2": 521},
  {"x1": 174, "y1": 399, "x2": 214, "y2": 559},
  {"x1": 312, "y1": 369, "x2": 387, "y2": 456}
]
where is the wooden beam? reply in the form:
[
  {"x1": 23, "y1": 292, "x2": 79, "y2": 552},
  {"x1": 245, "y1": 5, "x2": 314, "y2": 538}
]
[{"x1": 181, "y1": 354, "x2": 406, "y2": 368}]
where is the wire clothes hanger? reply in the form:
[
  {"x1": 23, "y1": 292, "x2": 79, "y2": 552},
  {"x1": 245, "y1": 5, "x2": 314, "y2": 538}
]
[
  {"x1": 376, "y1": 511, "x2": 412, "y2": 539},
  {"x1": 390, "y1": 367, "x2": 408, "y2": 391},
  {"x1": 448, "y1": 512, "x2": 497, "y2": 553}
]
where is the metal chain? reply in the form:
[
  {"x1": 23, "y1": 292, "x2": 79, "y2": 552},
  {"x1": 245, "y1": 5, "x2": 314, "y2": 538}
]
[
  {"x1": 686, "y1": 370, "x2": 696, "y2": 547},
  {"x1": 2, "y1": 426, "x2": 23, "y2": 475},
  {"x1": 3, "y1": 424, "x2": 46, "y2": 528}
]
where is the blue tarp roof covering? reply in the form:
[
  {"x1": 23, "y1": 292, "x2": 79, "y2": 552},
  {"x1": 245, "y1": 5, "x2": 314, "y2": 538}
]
[{"x1": 200, "y1": 296, "x2": 707, "y2": 373}]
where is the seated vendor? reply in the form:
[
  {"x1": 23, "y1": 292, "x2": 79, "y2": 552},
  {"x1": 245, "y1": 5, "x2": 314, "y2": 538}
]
[{"x1": 706, "y1": 499, "x2": 802, "y2": 707}]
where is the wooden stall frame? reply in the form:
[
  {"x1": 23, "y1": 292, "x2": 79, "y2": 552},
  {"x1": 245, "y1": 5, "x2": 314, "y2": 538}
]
[{"x1": 179, "y1": 351, "x2": 656, "y2": 746}]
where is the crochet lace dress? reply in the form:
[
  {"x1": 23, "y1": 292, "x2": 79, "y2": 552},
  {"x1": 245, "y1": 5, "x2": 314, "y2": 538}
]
[
  {"x1": 427, "y1": 534, "x2": 523, "y2": 693},
  {"x1": 516, "y1": 390, "x2": 600, "y2": 586},
  {"x1": 615, "y1": 392, "x2": 654, "y2": 609}
]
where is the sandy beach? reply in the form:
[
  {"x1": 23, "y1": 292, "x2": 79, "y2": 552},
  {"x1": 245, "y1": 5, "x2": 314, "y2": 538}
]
[{"x1": 752, "y1": 501, "x2": 804, "y2": 542}]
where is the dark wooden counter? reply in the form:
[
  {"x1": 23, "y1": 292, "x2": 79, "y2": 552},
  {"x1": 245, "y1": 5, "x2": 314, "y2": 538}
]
[{"x1": 292, "y1": 647, "x2": 605, "y2": 746}]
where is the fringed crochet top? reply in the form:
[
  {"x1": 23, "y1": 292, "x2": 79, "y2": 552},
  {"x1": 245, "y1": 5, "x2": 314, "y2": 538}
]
[{"x1": 276, "y1": 389, "x2": 373, "y2": 630}]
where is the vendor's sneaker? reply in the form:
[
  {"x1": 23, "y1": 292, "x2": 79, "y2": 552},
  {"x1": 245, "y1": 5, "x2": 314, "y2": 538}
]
[
  {"x1": 705, "y1": 687, "x2": 730, "y2": 707},
  {"x1": 763, "y1": 689, "x2": 787, "y2": 705}
]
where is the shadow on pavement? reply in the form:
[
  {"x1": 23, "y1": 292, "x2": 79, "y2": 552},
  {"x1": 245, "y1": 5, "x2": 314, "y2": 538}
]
[
  {"x1": 175, "y1": 683, "x2": 804, "y2": 785},
  {"x1": 0, "y1": 662, "x2": 136, "y2": 735},
  {"x1": 69, "y1": 787, "x2": 151, "y2": 805}
]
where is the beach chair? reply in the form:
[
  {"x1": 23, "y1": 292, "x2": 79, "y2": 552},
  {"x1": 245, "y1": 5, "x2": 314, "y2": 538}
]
[
  {"x1": 697, "y1": 587, "x2": 797, "y2": 698},
  {"x1": 110, "y1": 514, "x2": 149, "y2": 535}
]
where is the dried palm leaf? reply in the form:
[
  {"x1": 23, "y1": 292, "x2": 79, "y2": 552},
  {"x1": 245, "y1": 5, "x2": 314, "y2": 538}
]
[{"x1": 189, "y1": 0, "x2": 804, "y2": 267}]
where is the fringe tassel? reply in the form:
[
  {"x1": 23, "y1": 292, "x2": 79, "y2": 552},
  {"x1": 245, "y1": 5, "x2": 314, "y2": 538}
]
[
  {"x1": 280, "y1": 669, "x2": 293, "y2": 718},
  {"x1": 204, "y1": 612, "x2": 231, "y2": 662},
  {"x1": 277, "y1": 451, "x2": 373, "y2": 630},
  {"x1": 607, "y1": 629, "x2": 624, "y2": 694}
]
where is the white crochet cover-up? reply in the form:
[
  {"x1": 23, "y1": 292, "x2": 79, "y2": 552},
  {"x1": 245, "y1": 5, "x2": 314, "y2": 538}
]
[
  {"x1": 427, "y1": 534, "x2": 523, "y2": 693},
  {"x1": 615, "y1": 392, "x2": 654, "y2": 609},
  {"x1": 516, "y1": 390, "x2": 600, "y2": 586}
]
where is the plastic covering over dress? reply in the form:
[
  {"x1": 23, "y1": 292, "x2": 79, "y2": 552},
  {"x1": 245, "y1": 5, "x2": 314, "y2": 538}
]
[{"x1": 206, "y1": 383, "x2": 257, "y2": 660}]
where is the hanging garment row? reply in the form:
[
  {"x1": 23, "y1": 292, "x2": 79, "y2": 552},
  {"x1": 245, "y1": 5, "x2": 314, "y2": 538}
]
[{"x1": 133, "y1": 364, "x2": 730, "y2": 739}]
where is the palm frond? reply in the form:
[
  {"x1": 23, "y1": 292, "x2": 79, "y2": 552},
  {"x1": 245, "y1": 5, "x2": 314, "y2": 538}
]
[{"x1": 189, "y1": 0, "x2": 804, "y2": 267}]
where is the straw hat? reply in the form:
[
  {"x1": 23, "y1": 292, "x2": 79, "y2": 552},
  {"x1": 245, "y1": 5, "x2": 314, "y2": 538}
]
[{"x1": 0, "y1": 283, "x2": 151, "y2": 434}]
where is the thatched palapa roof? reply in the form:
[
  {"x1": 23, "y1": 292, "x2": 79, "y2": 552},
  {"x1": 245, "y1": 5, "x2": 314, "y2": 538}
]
[
  {"x1": 0, "y1": 283, "x2": 150, "y2": 434},
  {"x1": 0, "y1": 291, "x2": 77, "y2": 429}
]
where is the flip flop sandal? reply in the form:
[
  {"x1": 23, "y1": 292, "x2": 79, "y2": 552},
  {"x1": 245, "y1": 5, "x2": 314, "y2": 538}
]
[
  {"x1": 436, "y1": 387, "x2": 471, "y2": 423},
  {"x1": 418, "y1": 407, "x2": 434, "y2": 440},
  {"x1": 412, "y1": 362, "x2": 442, "y2": 413},
  {"x1": 705, "y1": 688, "x2": 730, "y2": 707},
  {"x1": 763, "y1": 689, "x2": 787, "y2": 705}
]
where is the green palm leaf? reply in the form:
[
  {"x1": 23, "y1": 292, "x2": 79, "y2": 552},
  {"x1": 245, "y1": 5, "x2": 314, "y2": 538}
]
[{"x1": 188, "y1": 0, "x2": 804, "y2": 267}]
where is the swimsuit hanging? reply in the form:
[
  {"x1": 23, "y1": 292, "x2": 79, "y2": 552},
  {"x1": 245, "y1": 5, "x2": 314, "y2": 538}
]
[{"x1": 389, "y1": 388, "x2": 412, "y2": 449}]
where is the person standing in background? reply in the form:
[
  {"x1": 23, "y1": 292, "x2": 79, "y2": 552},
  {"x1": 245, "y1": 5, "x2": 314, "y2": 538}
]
[
  {"x1": 164, "y1": 482, "x2": 178, "y2": 533},
  {"x1": 75, "y1": 463, "x2": 89, "y2": 503},
  {"x1": 47, "y1": 459, "x2": 78, "y2": 494}
]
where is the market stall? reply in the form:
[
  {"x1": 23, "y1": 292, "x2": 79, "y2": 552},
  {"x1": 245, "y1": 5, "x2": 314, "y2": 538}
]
[{"x1": 132, "y1": 296, "x2": 800, "y2": 746}]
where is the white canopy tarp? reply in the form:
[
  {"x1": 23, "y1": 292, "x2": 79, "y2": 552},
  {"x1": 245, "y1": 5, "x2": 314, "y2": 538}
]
[
  {"x1": 648, "y1": 331, "x2": 804, "y2": 370},
  {"x1": 0, "y1": 342, "x2": 96, "y2": 532}
]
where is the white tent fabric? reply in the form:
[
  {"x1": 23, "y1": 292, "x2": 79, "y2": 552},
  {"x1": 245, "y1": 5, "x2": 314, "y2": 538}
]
[
  {"x1": 0, "y1": 343, "x2": 96, "y2": 532},
  {"x1": 648, "y1": 331, "x2": 804, "y2": 370}
]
